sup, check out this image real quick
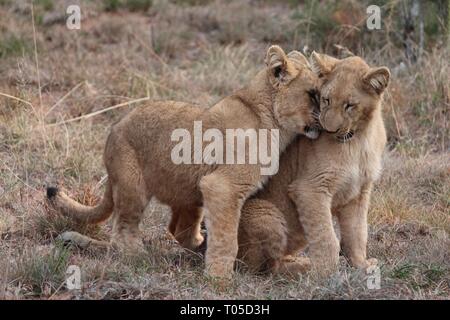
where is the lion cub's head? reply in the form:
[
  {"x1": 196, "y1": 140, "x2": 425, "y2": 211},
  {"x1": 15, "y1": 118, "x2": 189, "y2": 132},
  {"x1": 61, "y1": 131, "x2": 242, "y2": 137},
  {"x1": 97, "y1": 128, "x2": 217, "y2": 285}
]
[
  {"x1": 310, "y1": 52, "x2": 390, "y2": 141},
  {"x1": 265, "y1": 45, "x2": 320, "y2": 139}
]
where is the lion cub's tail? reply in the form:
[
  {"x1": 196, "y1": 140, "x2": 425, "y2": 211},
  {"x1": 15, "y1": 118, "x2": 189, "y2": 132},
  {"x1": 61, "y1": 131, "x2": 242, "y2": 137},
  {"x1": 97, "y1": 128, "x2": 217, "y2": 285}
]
[{"x1": 46, "y1": 182, "x2": 113, "y2": 224}]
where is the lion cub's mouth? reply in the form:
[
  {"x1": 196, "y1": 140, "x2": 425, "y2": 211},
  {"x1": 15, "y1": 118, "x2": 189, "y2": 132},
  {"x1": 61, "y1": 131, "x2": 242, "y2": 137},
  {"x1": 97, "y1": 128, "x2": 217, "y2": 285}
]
[{"x1": 336, "y1": 130, "x2": 354, "y2": 143}]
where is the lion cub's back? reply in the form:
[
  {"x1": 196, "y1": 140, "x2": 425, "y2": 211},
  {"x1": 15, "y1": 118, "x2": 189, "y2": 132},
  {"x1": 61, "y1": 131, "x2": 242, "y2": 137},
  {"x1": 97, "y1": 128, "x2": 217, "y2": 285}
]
[
  {"x1": 124, "y1": 100, "x2": 203, "y2": 131},
  {"x1": 111, "y1": 101, "x2": 201, "y2": 149},
  {"x1": 106, "y1": 101, "x2": 207, "y2": 207}
]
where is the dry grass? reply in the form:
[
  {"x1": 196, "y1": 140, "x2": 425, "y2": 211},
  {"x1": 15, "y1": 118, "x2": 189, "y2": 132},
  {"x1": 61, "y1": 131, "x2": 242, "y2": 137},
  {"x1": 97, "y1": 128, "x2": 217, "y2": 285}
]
[{"x1": 0, "y1": 0, "x2": 449, "y2": 299}]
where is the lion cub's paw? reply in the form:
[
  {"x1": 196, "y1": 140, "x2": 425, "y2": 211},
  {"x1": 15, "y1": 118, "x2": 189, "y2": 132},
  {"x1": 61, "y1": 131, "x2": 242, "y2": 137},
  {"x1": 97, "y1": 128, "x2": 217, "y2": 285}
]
[
  {"x1": 205, "y1": 266, "x2": 234, "y2": 291},
  {"x1": 277, "y1": 256, "x2": 312, "y2": 279},
  {"x1": 206, "y1": 275, "x2": 234, "y2": 292},
  {"x1": 352, "y1": 257, "x2": 378, "y2": 270},
  {"x1": 363, "y1": 258, "x2": 378, "y2": 269},
  {"x1": 114, "y1": 238, "x2": 147, "y2": 256},
  {"x1": 185, "y1": 234, "x2": 205, "y2": 251},
  {"x1": 205, "y1": 258, "x2": 234, "y2": 291},
  {"x1": 205, "y1": 264, "x2": 233, "y2": 280}
]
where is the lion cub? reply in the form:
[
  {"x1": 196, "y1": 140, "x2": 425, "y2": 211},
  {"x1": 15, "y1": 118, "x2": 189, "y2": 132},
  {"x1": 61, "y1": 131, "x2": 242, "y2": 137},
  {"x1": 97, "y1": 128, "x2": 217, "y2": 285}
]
[
  {"x1": 236, "y1": 53, "x2": 390, "y2": 276},
  {"x1": 46, "y1": 45, "x2": 320, "y2": 279}
]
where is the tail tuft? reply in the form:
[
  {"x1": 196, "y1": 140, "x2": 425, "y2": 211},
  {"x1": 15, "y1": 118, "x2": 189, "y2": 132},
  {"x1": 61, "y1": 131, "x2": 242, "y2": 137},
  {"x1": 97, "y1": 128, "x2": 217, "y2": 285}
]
[
  {"x1": 45, "y1": 181, "x2": 113, "y2": 224},
  {"x1": 46, "y1": 186, "x2": 59, "y2": 199}
]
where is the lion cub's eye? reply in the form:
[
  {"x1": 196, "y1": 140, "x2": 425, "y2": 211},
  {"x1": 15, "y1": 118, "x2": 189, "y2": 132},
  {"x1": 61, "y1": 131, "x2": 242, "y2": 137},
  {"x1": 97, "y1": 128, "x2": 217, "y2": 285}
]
[
  {"x1": 344, "y1": 103, "x2": 355, "y2": 112},
  {"x1": 322, "y1": 97, "x2": 330, "y2": 106}
]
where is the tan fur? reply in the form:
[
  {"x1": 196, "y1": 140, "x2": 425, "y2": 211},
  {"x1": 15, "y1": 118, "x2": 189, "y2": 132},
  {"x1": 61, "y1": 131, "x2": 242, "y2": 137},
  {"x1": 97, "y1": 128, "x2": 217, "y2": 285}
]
[
  {"x1": 235, "y1": 54, "x2": 390, "y2": 276},
  {"x1": 46, "y1": 46, "x2": 319, "y2": 279}
]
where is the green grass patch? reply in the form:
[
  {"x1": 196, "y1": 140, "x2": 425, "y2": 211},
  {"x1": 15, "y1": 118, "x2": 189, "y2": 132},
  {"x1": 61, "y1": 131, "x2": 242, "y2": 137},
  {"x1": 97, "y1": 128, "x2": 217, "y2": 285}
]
[
  {"x1": 391, "y1": 263, "x2": 449, "y2": 291},
  {"x1": 169, "y1": 0, "x2": 213, "y2": 6},
  {"x1": 103, "y1": 0, "x2": 152, "y2": 12},
  {"x1": 12, "y1": 244, "x2": 71, "y2": 296},
  {"x1": 0, "y1": 35, "x2": 30, "y2": 58},
  {"x1": 35, "y1": 0, "x2": 54, "y2": 11},
  {"x1": 391, "y1": 263, "x2": 416, "y2": 280},
  {"x1": 291, "y1": 0, "x2": 339, "y2": 44}
]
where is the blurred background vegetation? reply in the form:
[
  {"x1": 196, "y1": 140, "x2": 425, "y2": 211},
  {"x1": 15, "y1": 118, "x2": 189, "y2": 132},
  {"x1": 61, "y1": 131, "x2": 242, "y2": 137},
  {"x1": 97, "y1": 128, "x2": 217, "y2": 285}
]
[{"x1": 0, "y1": 0, "x2": 448, "y2": 176}]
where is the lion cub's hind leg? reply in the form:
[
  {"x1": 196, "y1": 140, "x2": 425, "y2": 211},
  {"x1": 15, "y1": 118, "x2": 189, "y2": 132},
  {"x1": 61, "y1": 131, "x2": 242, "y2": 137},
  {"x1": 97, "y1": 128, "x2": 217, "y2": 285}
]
[
  {"x1": 238, "y1": 199, "x2": 310, "y2": 278},
  {"x1": 238, "y1": 199, "x2": 287, "y2": 272},
  {"x1": 169, "y1": 206, "x2": 204, "y2": 251},
  {"x1": 275, "y1": 256, "x2": 311, "y2": 279},
  {"x1": 109, "y1": 184, "x2": 148, "y2": 254},
  {"x1": 106, "y1": 141, "x2": 150, "y2": 255}
]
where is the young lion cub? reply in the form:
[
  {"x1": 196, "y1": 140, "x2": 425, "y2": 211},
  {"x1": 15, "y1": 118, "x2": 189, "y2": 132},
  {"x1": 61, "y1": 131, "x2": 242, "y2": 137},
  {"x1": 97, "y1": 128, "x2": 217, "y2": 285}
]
[
  {"x1": 234, "y1": 53, "x2": 390, "y2": 276},
  {"x1": 46, "y1": 45, "x2": 320, "y2": 279}
]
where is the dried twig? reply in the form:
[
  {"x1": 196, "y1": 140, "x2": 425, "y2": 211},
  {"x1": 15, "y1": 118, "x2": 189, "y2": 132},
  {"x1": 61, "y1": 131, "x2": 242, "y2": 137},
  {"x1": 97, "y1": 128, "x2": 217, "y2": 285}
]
[
  {"x1": 46, "y1": 97, "x2": 150, "y2": 127},
  {"x1": 45, "y1": 81, "x2": 87, "y2": 117}
]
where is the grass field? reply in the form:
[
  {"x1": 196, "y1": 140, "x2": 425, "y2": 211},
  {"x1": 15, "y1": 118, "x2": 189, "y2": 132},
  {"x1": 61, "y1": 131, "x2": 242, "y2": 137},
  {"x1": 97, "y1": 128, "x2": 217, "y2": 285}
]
[{"x1": 0, "y1": 0, "x2": 449, "y2": 299}]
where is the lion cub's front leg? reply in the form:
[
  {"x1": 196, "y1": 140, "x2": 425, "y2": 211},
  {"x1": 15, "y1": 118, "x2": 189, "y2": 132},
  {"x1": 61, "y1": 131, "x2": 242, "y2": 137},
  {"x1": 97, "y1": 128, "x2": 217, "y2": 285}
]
[
  {"x1": 288, "y1": 178, "x2": 340, "y2": 276},
  {"x1": 337, "y1": 183, "x2": 377, "y2": 269},
  {"x1": 199, "y1": 168, "x2": 262, "y2": 279}
]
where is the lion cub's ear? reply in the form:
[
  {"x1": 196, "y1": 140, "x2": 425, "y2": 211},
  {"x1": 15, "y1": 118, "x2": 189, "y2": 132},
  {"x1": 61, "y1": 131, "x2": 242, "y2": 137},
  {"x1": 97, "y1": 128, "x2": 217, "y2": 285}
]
[
  {"x1": 310, "y1": 51, "x2": 339, "y2": 77},
  {"x1": 265, "y1": 45, "x2": 298, "y2": 88},
  {"x1": 363, "y1": 67, "x2": 390, "y2": 94},
  {"x1": 287, "y1": 50, "x2": 310, "y2": 68}
]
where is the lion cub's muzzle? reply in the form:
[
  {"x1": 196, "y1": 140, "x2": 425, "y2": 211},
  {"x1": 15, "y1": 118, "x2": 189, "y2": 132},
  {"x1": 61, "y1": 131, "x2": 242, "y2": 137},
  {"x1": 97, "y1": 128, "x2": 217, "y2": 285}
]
[{"x1": 335, "y1": 130, "x2": 355, "y2": 143}]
